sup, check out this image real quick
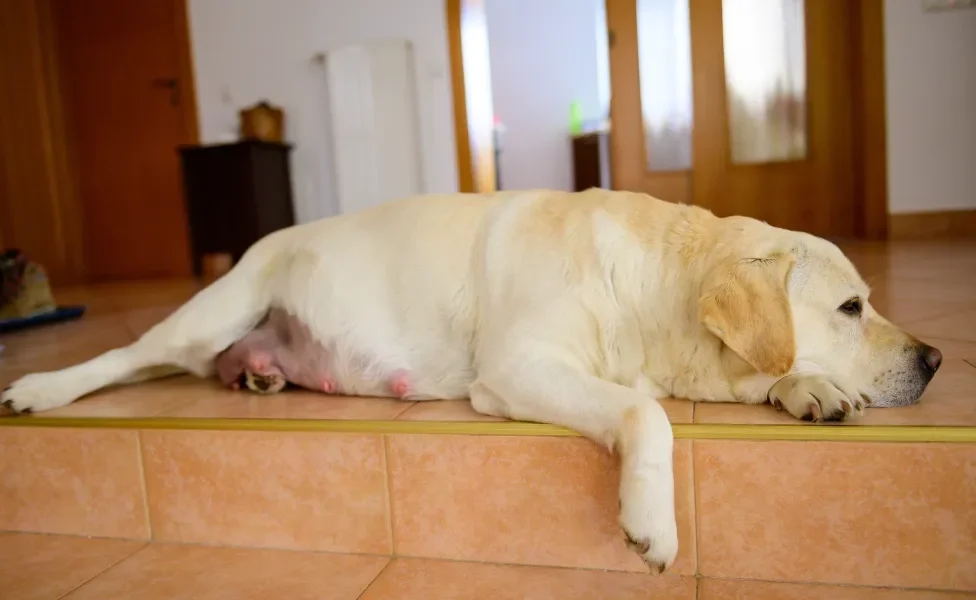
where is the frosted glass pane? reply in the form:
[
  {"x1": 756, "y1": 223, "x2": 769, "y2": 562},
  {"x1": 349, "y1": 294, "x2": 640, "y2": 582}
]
[
  {"x1": 637, "y1": 0, "x2": 693, "y2": 172},
  {"x1": 723, "y1": 0, "x2": 807, "y2": 164}
]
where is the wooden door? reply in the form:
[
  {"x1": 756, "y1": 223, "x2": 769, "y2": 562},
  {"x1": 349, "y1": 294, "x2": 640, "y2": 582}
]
[
  {"x1": 607, "y1": 0, "x2": 862, "y2": 237},
  {"x1": 53, "y1": 0, "x2": 197, "y2": 280}
]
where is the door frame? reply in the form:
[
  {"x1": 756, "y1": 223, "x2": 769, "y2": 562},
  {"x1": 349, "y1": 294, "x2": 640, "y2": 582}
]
[
  {"x1": 848, "y1": 0, "x2": 888, "y2": 240},
  {"x1": 170, "y1": 0, "x2": 201, "y2": 146},
  {"x1": 604, "y1": 0, "x2": 889, "y2": 240},
  {"x1": 446, "y1": 0, "x2": 497, "y2": 194}
]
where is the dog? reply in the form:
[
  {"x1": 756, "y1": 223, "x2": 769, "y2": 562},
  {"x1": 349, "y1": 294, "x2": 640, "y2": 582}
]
[{"x1": 0, "y1": 189, "x2": 943, "y2": 572}]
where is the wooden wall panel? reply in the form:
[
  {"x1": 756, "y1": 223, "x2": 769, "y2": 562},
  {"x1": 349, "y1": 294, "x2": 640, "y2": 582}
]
[{"x1": 0, "y1": 0, "x2": 85, "y2": 284}]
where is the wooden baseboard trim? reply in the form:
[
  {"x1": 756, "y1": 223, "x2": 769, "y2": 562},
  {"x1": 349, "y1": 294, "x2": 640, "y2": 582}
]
[
  {"x1": 888, "y1": 209, "x2": 976, "y2": 240},
  {"x1": 3, "y1": 417, "x2": 976, "y2": 443}
]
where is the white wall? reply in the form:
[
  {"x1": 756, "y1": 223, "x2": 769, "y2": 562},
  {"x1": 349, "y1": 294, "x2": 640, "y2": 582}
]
[
  {"x1": 485, "y1": 0, "x2": 608, "y2": 191},
  {"x1": 885, "y1": 1, "x2": 976, "y2": 214},
  {"x1": 187, "y1": 0, "x2": 458, "y2": 223}
]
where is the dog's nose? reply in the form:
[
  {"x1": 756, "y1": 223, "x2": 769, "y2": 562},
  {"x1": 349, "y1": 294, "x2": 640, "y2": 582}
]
[{"x1": 919, "y1": 344, "x2": 943, "y2": 375}]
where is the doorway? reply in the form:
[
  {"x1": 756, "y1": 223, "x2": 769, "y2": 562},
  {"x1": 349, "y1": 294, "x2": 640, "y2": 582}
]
[
  {"x1": 605, "y1": 0, "x2": 887, "y2": 238},
  {"x1": 52, "y1": 0, "x2": 198, "y2": 280}
]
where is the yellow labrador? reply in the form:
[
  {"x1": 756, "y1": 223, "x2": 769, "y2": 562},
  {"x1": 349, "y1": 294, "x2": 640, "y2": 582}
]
[{"x1": 1, "y1": 189, "x2": 942, "y2": 572}]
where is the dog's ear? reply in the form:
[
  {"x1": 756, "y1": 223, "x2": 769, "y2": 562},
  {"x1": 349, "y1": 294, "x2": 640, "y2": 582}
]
[{"x1": 699, "y1": 253, "x2": 796, "y2": 376}]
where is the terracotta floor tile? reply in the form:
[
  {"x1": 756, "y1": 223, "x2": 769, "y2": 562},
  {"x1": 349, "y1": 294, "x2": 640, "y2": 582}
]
[
  {"x1": 65, "y1": 543, "x2": 388, "y2": 600},
  {"x1": 694, "y1": 401, "x2": 798, "y2": 425},
  {"x1": 700, "y1": 578, "x2": 971, "y2": 600},
  {"x1": 160, "y1": 387, "x2": 416, "y2": 420},
  {"x1": 360, "y1": 558, "x2": 696, "y2": 600},
  {"x1": 0, "y1": 428, "x2": 149, "y2": 539},
  {"x1": 694, "y1": 360, "x2": 976, "y2": 426},
  {"x1": 0, "y1": 313, "x2": 134, "y2": 364},
  {"x1": 397, "y1": 397, "x2": 693, "y2": 423},
  {"x1": 651, "y1": 398, "x2": 695, "y2": 423},
  {"x1": 925, "y1": 338, "x2": 976, "y2": 361},
  {"x1": 868, "y1": 280, "x2": 976, "y2": 326},
  {"x1": 39, "y1": 375, "x2": 204, "y2": 418},
  {"x1": 52, "y1": 279, "x2": 200, "y2": 315},
  {"x1": 695, "y1": 441, "x2": 976, "y2": 590},
  {"x1": 386, "y1": 435, "x2": 696, "y2": 574},
  {"x1": 119, "y1": 305, "x2": 180, "y2": 338},
  {"x1": 843, "y1": 240, "x2": 976, "y2": 282},
  {"x1": 858, "y1": 359, "x2": 976, "y2": 425},
  {"x1": 0, "y1": 533, "x2": 144, "y2": 600},
  {"x1": 395, "y1": 399, "x2": 507, "y2": 422},
  {"x1": 908, "y1": 309, "x2": 976, "y2": 343},
  {"x1": 141, "y1": 430, "x2": 391, "y2": 553}
]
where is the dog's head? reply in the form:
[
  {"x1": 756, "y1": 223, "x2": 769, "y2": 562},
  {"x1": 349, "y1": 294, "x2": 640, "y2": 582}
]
[{"x1": 698, "y1": 217, "x2": 941, "y2": 407}]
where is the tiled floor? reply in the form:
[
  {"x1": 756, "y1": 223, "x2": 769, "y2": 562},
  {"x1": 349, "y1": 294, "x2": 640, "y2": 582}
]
[
  {"x1": 1, "y1": 533, "x2": 967, "y2": 600},
  {"x1": 1, "y1": 241, "x2": 974, "y2": 424}
]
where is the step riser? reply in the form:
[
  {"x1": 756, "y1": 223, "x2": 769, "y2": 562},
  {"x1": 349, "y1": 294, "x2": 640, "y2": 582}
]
[{"x1": 1, "y1": 427, "x2": 973, "y2": 592}]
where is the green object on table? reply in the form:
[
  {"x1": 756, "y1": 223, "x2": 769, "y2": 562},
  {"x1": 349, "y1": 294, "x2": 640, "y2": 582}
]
[{"x1": 569, "y1": 101, "x2": 583, "y2": 135}]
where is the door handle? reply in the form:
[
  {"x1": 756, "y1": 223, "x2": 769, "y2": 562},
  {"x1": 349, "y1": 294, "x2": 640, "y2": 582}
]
[{"x1": 152, "y1": 77, "x2": 181, "y2": 106}]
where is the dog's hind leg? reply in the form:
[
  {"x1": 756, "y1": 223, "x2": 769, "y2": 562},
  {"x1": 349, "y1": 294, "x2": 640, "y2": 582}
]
[{"x1": 1, "y1": 243, "x2": 280, "y2": 414}]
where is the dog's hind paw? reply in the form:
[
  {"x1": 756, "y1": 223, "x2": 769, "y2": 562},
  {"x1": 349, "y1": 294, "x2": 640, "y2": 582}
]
[
  {"x1": 1, "y1": 372, "x2": 79, "y2": 414},
  {"x1": 243, "y1": 370, "x2": 287, "y2": 394}
]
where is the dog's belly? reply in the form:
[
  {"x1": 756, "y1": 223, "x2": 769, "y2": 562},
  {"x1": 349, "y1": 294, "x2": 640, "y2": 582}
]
[{"x1": 214, "y1": 308, "x2": 453, "y2": 399}]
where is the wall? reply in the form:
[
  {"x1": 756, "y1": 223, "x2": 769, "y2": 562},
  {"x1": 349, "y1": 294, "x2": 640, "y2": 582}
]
[
  {"x1": 187, "y1": 0, "x2": 458, "y2": 223},
  {"x1": 485, "y1": 0, "x2": 608, "y2": 191},
  {"x1": 884, "y1": 1, "x2": 976, "y2": 214}
]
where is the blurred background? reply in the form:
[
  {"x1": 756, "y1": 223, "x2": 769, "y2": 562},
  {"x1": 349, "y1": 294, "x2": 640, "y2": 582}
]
[{"x1": 1, "y1": 0, "x2": 973, "y2": 286}]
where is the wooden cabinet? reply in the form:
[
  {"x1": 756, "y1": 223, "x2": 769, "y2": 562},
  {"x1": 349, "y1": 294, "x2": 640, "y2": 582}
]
[
  {"x1": 178, "y1": 141, "x2": 295, "y2": 276},
  {"x1": 571, "y1": 131, "x2": 612, "y2": 192}
]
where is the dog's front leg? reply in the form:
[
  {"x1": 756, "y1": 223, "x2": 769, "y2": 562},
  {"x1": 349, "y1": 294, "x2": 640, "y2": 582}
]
[{"x1": 471, "y1": 359, "x2": 677, "y2": 573}]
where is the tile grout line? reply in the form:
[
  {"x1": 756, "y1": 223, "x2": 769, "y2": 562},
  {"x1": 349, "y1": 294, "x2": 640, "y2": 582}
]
[
  {"x1": 388, "y1": 551, "x2": 656, "y2": 577},
  {"x1": 691, "y1": 439, "x2": 703, "y2": 585},
  {"x1": 897, "y1": 305, "x2": 976, "y2": 328},
  {"x1": 55, "y1": 542, "x2": 150, "y2": 599},
  {"x1": 134, "y1": 430, "x2": 154, "y2": 541},
  {"x1": 391, "y1": 401, "x2": 419, "y2": 421},
  {"x1": 62, "y1": 536, "x2": 394, "y2": 561},
  {"x1": 381, "y1": 434, "x2": 397, "y2": 555},
  {"x1": 0, "y1": 529, "x2": 146, "y2": 542},
  {"x1": 698, "y1": 574, "x2": 975, "y2": 595},
  {"x1": 6, "y1": 530, "x2": 968, "y2": 594},
  {"x1": 356, "y1": 557, "x2": 395, "y2": 600}
]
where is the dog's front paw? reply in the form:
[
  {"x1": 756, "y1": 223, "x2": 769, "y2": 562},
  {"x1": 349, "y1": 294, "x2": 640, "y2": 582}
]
[
  {"x1": 619, "y1": 475, "x2": 678, "y2": 573},
  {"x1": 768, "y1": 373, "x2": 864, "y2": 422},
  {"x1": 2, "y1": 372, "x2": 78, "y2": 414}
]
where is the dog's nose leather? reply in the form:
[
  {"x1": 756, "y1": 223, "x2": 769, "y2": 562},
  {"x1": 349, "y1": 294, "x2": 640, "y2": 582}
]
[{"x1": 920, "y1": 345, "x2": 943, "y2": 375}]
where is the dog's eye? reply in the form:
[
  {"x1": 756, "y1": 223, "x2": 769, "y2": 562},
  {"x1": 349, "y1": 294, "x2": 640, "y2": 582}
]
[{"x1": 838, "y1": 297, "x2": 862, "y2": 317}]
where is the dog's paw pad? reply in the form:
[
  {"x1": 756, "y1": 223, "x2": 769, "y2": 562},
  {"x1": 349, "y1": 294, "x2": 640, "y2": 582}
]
[{"x1": 243, "y1": 371, "x2": 287, "y2": 394}]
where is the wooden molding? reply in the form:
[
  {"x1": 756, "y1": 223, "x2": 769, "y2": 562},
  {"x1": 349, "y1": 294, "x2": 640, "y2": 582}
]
[
  {"x1": 446, "y1": 0, "x2": 475, "y2": 193},
  {"x1": 173, "y1": 0, "x2": 200, "y2": 145},
  {"x1": 888, "y1": 210, "x2": 976, "y2": 240},
  {"x1": 851, "y1": 0, "x2": 889, "y2": 240}
]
